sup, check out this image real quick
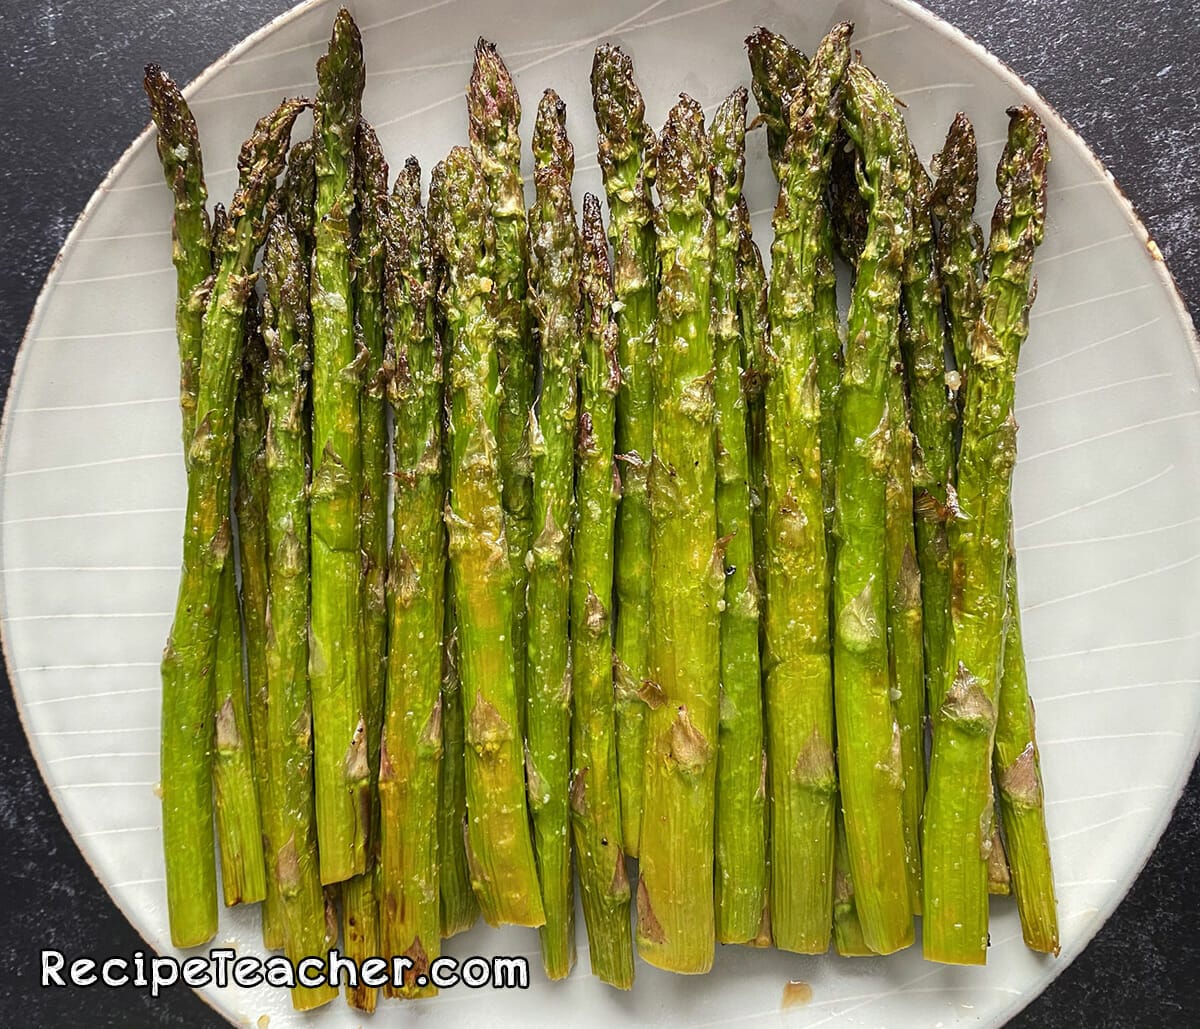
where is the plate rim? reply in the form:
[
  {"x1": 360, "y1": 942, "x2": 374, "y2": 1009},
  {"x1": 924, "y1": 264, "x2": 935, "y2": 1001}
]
[{"x1": 0, "y1": 0, "x2": 1197, "y2": 1025}]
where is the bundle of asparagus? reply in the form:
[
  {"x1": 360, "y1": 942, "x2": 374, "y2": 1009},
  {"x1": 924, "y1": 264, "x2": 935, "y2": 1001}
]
[{"x1": 148, "y1": 7, "x2": 1059, "y2": 1012}]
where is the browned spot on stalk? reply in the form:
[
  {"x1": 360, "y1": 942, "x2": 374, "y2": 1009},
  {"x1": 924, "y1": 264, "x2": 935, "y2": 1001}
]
[
  {"x1": 636, "y1": 879, "x2": 666, "y2": 945},
  {"x1": 215, "y1": 696, "x2": 239, "y2": 749},
  {"x1": 276, "y1": 834, "x2": 301, "y2": 895},
  {"x1": 999, "y1": 741, "x2": 1042, "y2": 808},
  {"x1": 941, "y1": 662, "x2": 995, "y2": 733},
  {"x1": 667, "y1": 705, "x2": 711, "y2": 774},
  {"x1": 344, "y1": 715, "x2": 369, "y2": 779},
  {"x1": 569, "y1": 766, "x2": 588, "y2": 817},
  {"x1": 610, "y1": 847, "x2": 630, "y2": 898},
  {"x1": 467, "y1": 694, "x2": 513, "y2": 756},
  {"x1": 791, "y1": 728, "x2": 835, "y2": 792}
]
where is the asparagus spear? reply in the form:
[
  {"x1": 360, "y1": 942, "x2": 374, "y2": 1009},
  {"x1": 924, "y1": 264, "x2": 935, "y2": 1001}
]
[
  {"x1": 378, "y1": 157, "x2": 447, "y2": 998},
  {"x1": 735, "y1": 205, "x2": 769, "y2": 593},
  {"x1": 995, "y1": 540, "x2": 1059, "y2": 954},
  {"x1": 145, "y1": 65, "x2": 220, "y2": 943},
  {"x1": 157, "y1": 94, "x2": 306, "y2": 947},
  {"x1": 752, "y1": 24, "x2": 850, "y2": 955},
  {"x1": 437, "y1": 593, "x2": 480, "y2": 938},
  {"x1": 210, "y1": 295, "x2": 268, "y2": 911},
  {"x1": 884, "y1": 335, "x2": 926, "y2": 913},
  {"x1": 143, "y1": 64, "x2": 210, "y2": 446},
  {"x1": 468, "y1": 40, "x2": 533, "y2": 731},
  {"x1": 931, "y1": 113, "x2": 985, "y2": 410},
  {"x1": 745, "y1": 28, "x2": 808, "y2": 178},
  {"x1": 709, "y1": 88, "x2": 767, "y2": 945},
  {"x1": 590, "y1": 46, "x2": 656, "y2": 857},
  {"x1": 309, "y1": 8, "x2": 369, "y2": 886},
  {"x1": 236, "y1": 298, "x2": 278, "y2": 938},
  {"x1": 930, "y1": 120, "x2": 1015, "y2": 897},
  {"x1": 834, "y1": 61, "x2": 915, "y2": 956},
  {"x1": 571, "y1": 192, "x2": 635, "y2": 989},
  {"x1": 260, "y1": 210, "x2": 338, "y2": 1010},
  {"x1": 747, "y1": 28, "x2": 847, "y2": 534},
  {"x1": 524, "y1": 91, "x2": 580, "y2": 980},
  {"x1": 923, "y1": 105, "x2": 1049, "y2": 965},
  {"x1": 433, "y1": 148, "x2": 546, "y2": 928},
  {"x1": 901, "y1": 154, "x2": 955, "y2": 733},
  {"x1": 338, "y1": 118, "x2": 388, "y2": 1014},
  {"x1": 637, "y1": 95, "x2": 720, "y2": 975},
  {"x1": 831, "y1": 133, "x2": 927, "y2": 915}
]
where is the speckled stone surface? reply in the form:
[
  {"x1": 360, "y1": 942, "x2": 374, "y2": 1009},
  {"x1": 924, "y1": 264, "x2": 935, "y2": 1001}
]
[{"x1": 0, "y1": 2, "x2": 1196, "y2": 1026}]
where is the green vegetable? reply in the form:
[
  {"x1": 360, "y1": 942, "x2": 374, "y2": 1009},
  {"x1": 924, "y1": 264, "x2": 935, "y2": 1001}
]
[
  {"x1": 637, "y1": 95, "x2": 720, "y2": 975},
  {"x1": 923, "y1": 105, "x2": 1049, "y2": 965},
  {"x1": 260, "y1": 207, "x2": 338, "y2": 1010},
  {"x1": 931, "y1": 112, "x2": 985, "y2": 416},
  {"x1": 309, "y1": 8, "x2": 369, "y2": 886},
  {"x1": 468, "y1": 40, "x2": 533, "y2": 732},
  {"x1": 570, "y1": 192, "x2": 635, "y2": 990},
  {"x1": 378, "y1": 157, "x2": 447, "y2": 997},
  {"x1": 753, "y1": 24, "x2": 851, "y2": 955},
  {"x1": 438, "y1": 595, "x2": 479, "y2": 938},
  {"x1": 995, "y1": 542, "x2": 1060, "y2": 954},
  {"x1": 710, "y1": 87, "x2": 767, "y2": 946},
  {"x1": 234, "y1": 298, "x2": 276, "y2": 933},
  {"x1": 525, "y1": 91, "x2": 581, "y2": 980},
  {"x1": 833, "y1": 61, "x2": 915, "y2": 956},
  {"x1": 340, "y1": 117, "x2": 388, "y2": 1014},
  {"x1": 156, "y1": 92, "x2": 306, "y2": 948},
  {"x1": 433, "y1": 147, "x2": 545, "y2": 929},
  {"x1": 590, "y1": 45, "x2": 656, "y2": 857}
]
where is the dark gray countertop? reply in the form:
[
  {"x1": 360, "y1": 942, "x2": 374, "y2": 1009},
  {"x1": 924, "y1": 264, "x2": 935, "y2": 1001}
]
[{"x1": 0, "y1": 1, "x2": 1197, "y2": 1025}]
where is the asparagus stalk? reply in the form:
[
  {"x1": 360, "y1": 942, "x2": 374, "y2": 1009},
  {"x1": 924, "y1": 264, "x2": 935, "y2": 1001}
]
[
  {"x1": 210, "y1": 295, "x2": 268, "y2": 911},
  {"x1": 930, "y1": 119, "x2": 1014, "y2": 898},
  {"x1": 884, "y1": 334, "x2": 926, "y2": 914},
  {"x1": 931, "y1": 113, "x2": 985, "y2": 411},
  {"x1": 735, "y1": 205, "x2": 769, "y2": 593},
  {"x1": 524, "y1": 92, "x2": 580, "y2": 980},
  {"x1": 157, "y1": 94, "x2": 306, "y2": 947},
  {"x1": 752, "y1": 24, "x2": 850, "y2": 955},
  {"x1": 260, "y1": 210, "x2": 338, "y2": 1010},
  {"x1": 338, "y1": 118, "x2": 388, "y2": 1014},
  {"x1": 748, "y1": 31, "x2": 845, "y2": 521},
  {"x1": 834, "y1": 61, "x2": 915, "y2": 956},
  {"x1": 143, "y1": 64, "x2": 210, "y2": 446},
  {"x1": 433, "y1": 148, "x2": 546, "y2": 928},
  {"x1": 437, "y1": 593, "x2": 480, "y2": 938},
  {"x1": 995, "y1": 540, "x2": 1059, "y2": 954},
  {"x1": 590, "y1": 46, "x2": 656, "y2": 857},
  {"x1": 901, "y1": 153, "x2": 955, "y2": 735},
  {"x1": 710, "y1": 88, "x2": 767, "y2": 945},
  {"x1": 236, "y1": 298, "x2": 278, "y2": 938},
  {"x1": 144, "y1": 65, "x2": 220, "y2": 944},
  {"x1": 468, "y1": 40, "x2": 533, "y2": 730},
  {"x1": 832, "y1": 809, "x2": 871, "y2": 957},
  {"x1": 831, "y1": 132, "x2": 928, "y2": 916},
  {"x1": 923, "y1": 106, "x2": 1049, "y2": 965},
  {"x1": 636, "y1": 95, "x2": 720, "y2": 975},
  {"x1": 378, "y1": 157, "x2": 447, "y2": 998},
  {"x1": 424, "y1": 177, "x2": 479, "y2": 941},
  {"x1": 745, "y1": 28, "x2": 808, "y2": 179},
  {"x1": 309, "y1": 8, "x2": 369, "y2": 886},
  {"x1": 212, "y1": 503, "x2": 266, "y2": 907},
  {"x1": 571, "y1": 192, "x2": 635, "y2": 989}
]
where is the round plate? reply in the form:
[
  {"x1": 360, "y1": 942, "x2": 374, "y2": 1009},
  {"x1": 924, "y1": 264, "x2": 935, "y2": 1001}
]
[{"x1": 2, "y1": 0, "x2": 1198, "y2": 1025}]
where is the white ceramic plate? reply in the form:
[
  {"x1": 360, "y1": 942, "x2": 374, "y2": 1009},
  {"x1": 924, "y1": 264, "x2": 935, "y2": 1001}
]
[{"x1": 3, "y1": 0, "x2": 1198, "y2": 1025}]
